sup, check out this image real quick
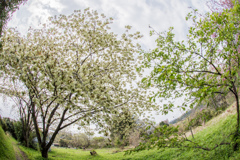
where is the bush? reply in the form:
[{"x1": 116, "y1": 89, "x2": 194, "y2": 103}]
[
  {"x1": 91, "y1": 137, "x2": 106, "y2": 148},
  {"x1": 0, "y1": 116, "x2": 8, "y2": 132},
  {"x1": 14, "y1": 121, "x2": 24, "y2": 143},
  {"x1": 0, "y1": 118, "x2": 17, "y2": 139},
  {"x1": 59, "y1": 139, "x2": 69, "y2": 147}
]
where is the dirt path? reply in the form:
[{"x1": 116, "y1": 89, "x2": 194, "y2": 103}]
[{"x1": 12, "y1": 142, "x2": 29, "y2": 160}]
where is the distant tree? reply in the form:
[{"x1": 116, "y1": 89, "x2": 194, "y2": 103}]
[
  {"x1": 138, "y1": 3, "x2": 240, "y2": 151},
  {"x1": 107, "y1": 110, "x2": 136, "y2": 147},
  {"x1": 82, "y1": 125, "x2": 94, "y2": 148},
  {"x1": 59, "y1": 139, "x2": 68, "y2": 147},
  {"x1": 0, "y1": 8, "x2": 150, "y2": 158},
  {"x1": 128, "y1": 130, "x2": 141, "y2": 147},
  {"x1": 91, "y1": 136, "x2": 106, "y2": 148},
  {"x1": 71, "y1": 133, "x2": 89, "y2": 148}
]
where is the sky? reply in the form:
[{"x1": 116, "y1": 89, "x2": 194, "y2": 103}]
[{"x1": 1, "y1": 0, "x2": 210, "y2": 123}]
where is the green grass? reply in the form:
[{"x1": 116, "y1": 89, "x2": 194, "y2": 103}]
[
  {"x1": 18, "y1": 105, "x2": 240, "y2": 159},
  {"x1": 0, "y1": 126, "x2": 16, "y2": 160},
  {"x1": 132, "y1": 112, "x2": 240, "y2": 160},
  {"x1": 19, "y1": 146, "x2": 161, "y2": 160}
]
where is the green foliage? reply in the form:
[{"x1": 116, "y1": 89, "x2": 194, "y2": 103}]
[
  {"x1": 139, "y1": 1, "x2": 240, "y2": 151},
  {"x1": 91, "y1": 137, "x2": 107, "y2": 148},
  {"x1": 107, "y1": 110, "x2": 138, "y2": 147},
  {"x1": 126, "y1": 124, "x2": 184, "y2": 155},
  {"x1": 0, "y1": 116, "x2": 8, "y2": 131},
  {"x1": 13, "y1": 120, "x2": 24, "y2": 143},
  {"x1": 139, "y1": 2, "x2": 240, "y2": 114},
  {"x1": 59, "y1": 139, "x2": 69, "y2": 148},
  {"x1": 135, "y1": 3, "x2": 240, "y2": 154},
  {"x1": 0, "y1": 126, "x2": 16, "y2": 160},
  {"x1": 0, "y1": 117, "x2": 17, "y2": 139},
  {"x1": 125, "y1": 106, "x2": 240, "y2": 159},
  {"x1": 0, "y1": 0, "x2": 27, "y2": 36}
]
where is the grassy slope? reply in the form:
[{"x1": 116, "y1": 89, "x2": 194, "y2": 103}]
[
  {"x1": 20, "y1": 103, "x2": 240, "y2": 160},
  {"x1": 0, "y1": 126, "x2": 16, "y2": 160},
  {"x1": 134, "y1": 104, "x2": 240, "y2": 160}
]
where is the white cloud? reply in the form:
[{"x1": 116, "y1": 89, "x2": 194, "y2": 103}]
[
  {"x1": 7, "y1": 0, "x2": 65, "y2": 35},
  {"x1": 8, "y1": 0, "x2": 209, "y2": 49}
]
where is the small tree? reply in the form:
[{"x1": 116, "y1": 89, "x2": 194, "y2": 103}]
[
  {"x1": 82, "y1": 125, "x2": 94, "y2": 148},
  {"x1": 91, "y1": 137, "x2": 106, "y2": 148},
  {"x1": 139, "y1": 2, "x2": 240, "y2": 150},
  {"x1": 0, "y1": 8, "x2": 149, "y2": 158},
  {"x1": 107, "y1": 110, "x2": 136, "y2": 147}
]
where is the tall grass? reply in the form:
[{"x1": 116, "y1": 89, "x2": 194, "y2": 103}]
[{"x1": 0, "y1": 126, "x2": 16, "y2": 160}]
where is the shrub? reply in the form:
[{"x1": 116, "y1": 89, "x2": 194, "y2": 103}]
[
  {"x1": 0, "y1": 116, "x2": 8, "y2": 132},
  {"x1": 59, "y1": 139, "x2": 69, "y2": 147},
  {"x1": 0, "y1": 118, "x2": 17, "y2": 139},
  {"x1": 91, "y1": 137, "x2": 106, "y2": 148},
  {"x1": 14, "y1": 121, "x2": 24, "y2": 143}
]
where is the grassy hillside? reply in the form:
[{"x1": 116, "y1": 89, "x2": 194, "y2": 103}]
[
  {"x1": 134, "y1": 103, "x2": 240, "y2": 160},
  {"x1": 0, "y1": 126, "x2": 16, "y2": 160}
]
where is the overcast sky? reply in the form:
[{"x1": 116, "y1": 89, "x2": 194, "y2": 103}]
[{"x1": 1, "y1": 0, "x2": 210, "y2": 122}]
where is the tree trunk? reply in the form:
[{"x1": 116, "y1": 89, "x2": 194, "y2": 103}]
[
  {"x1": 233, "y1": 97, "x2": 240, "y2": 151},
  {"x1": 236, "y1": 97, "x2": 240, "y2": 134},
  {"x1": 232, "y1": 87, "x2": 240, "y2": 151},
  {"x1": 24, "y1": 128, "x2": 30, "y2": 147},
  {"x1": 21, "y1": 117, "x2": 30, "y2": 147},
  {"x1": 41, "y1": 147, "x2": 49, "y2": 158}
]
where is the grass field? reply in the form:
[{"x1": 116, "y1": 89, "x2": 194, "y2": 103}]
[{"x1": 19, "y1": 145, "x2": 162, "y2": 160}]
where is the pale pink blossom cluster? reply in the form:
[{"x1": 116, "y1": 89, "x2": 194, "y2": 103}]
[
  {"x1": 207, "y1": 0, "x2": 238, "y2": 12},
  {"x1": 211, "y1": 32, "x2": 217, "y2": 38}
]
